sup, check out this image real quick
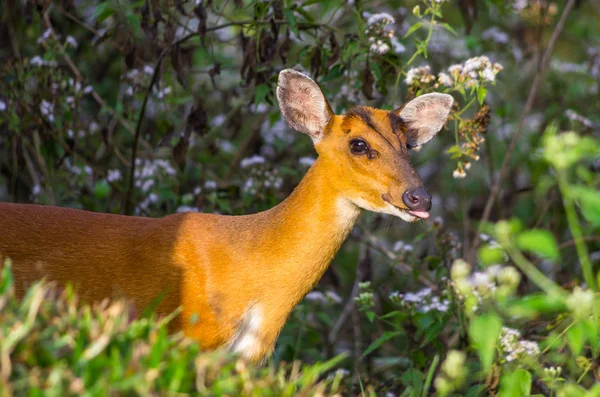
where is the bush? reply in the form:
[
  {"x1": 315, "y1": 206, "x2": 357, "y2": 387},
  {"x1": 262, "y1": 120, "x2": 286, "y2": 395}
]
[{"x1": 0, "y1": 260, "x2": 344, "y2": 396}]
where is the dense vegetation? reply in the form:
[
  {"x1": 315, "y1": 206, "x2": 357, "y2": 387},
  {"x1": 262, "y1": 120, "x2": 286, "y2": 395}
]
[{"x1": 1, "y1": 0, "x2": 599, "y2": 395}]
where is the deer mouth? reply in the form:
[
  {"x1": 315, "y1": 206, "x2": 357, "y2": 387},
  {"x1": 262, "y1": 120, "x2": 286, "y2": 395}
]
[{"x1": 382, "y1": 194, "x2": 430, "y2": 220}]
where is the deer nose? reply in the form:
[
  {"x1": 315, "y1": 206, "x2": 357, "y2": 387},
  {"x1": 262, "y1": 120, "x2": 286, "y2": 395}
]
[{"x1": 402, "y1": 187, "x2": 432, "y2": 212}]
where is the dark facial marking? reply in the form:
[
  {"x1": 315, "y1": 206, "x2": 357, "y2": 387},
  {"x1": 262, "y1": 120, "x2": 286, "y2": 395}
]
[
  {"x1": 345, "y1": 106, "x2": 397, "y2": 150},
  {"x1": 387, "y1": 111, "x2": 404, "y2": 135}
]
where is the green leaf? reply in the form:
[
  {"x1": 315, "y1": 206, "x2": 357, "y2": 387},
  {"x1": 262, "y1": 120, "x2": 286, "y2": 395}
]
[
  {"x1": 500, "y1": 294, "x2": 567, "y2": 318},
  {"x1": 499, "y1": 369, "x2": 532, "y2": 397},
  {"x1": 94, "y1": 180, "x2": 111, "y2": 199},
  {"x1": 93, "y1": 2, "x2": 115, "y2": 23},
  {"x1": 570, "y1": 186, "x2": 600, "y2": 225},
  {"x1": 438, "y1": 22, "x2": 457, "y2": 35},
  {"x1": 516, "y1": 229, "x2": 560, "y2": 262},
  {"x1": 284, "y1": 8, "x2": 300, "y2": 38},
  {"x1": 477, "y1": 86, "x2": 487, "y2": 105},
  {"x1": 403, "y1": 22, "x2": 423, "y2": 38},
  {"x1": 566, "y1": 322, "x2": 585, "y2": 356},
  {"x1": 478, "y1": 244, "x2": 506, "y2": 266},
  {"x1": 253, "y1": 83, "x2": 270, "y2": 105},
  {"x1": 469, "y1": 313, "x2": 502, "y2": 372},
  {"x1": 361, "y1": 331, "x2": 401, "y2": 358}
]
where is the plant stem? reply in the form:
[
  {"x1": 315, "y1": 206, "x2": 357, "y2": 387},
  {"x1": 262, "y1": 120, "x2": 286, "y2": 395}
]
[
  {"x1": 557, "y1": 172, "x2": 597, "y2": 291},
  {"x1": 501, "y1": 239, "x2": 566, "y2": 298}
]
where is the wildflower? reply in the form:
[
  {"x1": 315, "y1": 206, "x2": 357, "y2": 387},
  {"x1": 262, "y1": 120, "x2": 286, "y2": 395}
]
[
  {"x1": 106, "y1": 169, "x2": 122, "y2": 182},
  {"x1": 65, "y1": 36, "x2": 78, "y2": 48},
  {"x1": 405, "y1": 65, "x2": 434, "y2": 85},
  {"x1": 0, "y1": 100, "x2": 6, "y2": 111},
  {"x1": 367, "y1": 12, "x2": 395, "y2": 26},
  {"x1": 565, "y1": 109, "x2": 593, "y2": 128},
  {"x1": 40, "y1": 100, "x2": 54, "y2": 122},
  {"x1": 204, "y1": 180, "x2": 217, "y2": 190},
  {"x1": 390, "y1": 37, "x2": 406, "y2": 53},
  {"x1": 83, "y1": 85, "x2": 93, "y2": 94},
  {"x1": 176, "y1": 205, "x2": 200, "y2": 213},
  {"x1": 566, "y1": 286, "x2": 594, "y2": 320},
  {"x1": 143, "y1": 65, "x2": 154, "y2": 75},
  {"x1": 437, "y1": 72, "x2": 453, "y2": 87},
  {"x1": 37, "y1": 29, "x2": 52, "y2": 44},
  {"x1": 370, "y1": 40, "x2": 390, "y2": 55},
  {"x1": 30, "y1": 56, "x2": 44, "y2": 66},
  {"x1": 240, "y1": 155, "x2": 266, "y2": 169},
  {"x1": 299, "y1": 156, "x2": 315, "y2": 167},
  {"x1": 452, "y1": 168, "x2": 466, "y2": 179},
  {"x1": 481, "y1": 27, "x2": 509, "y2": 44},
  {"x1": 499, "y1": 327, "x2": 540, "y2": 362}
]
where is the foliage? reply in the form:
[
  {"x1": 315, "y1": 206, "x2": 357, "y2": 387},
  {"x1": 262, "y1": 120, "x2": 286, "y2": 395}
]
[
  {"x1": 1, "y1": 0, "x2": 600, "y2": 395},
  {"x1": 0, "y1": 259, "x2": 343, "y2": 396}
]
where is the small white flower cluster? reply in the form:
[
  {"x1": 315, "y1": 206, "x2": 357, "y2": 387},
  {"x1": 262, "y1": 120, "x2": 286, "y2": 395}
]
[
  {"x1": 134, "y1": 158, "x2": 177, "y2": 194},
  {"x1": 30, "y1": 56, "x2": 58, "y2": 67},
  {"x1": 37, "y1": 29, "x2": 52, "y2": 45},
  {"x1": 481, "y1": 27, "x2": 510, "y2": 44},
  {"x1": 106, "y1": 169, "x2": 122, "y2": 183},
  {"x1": 242, "y1": 167, "x2": 283, "y2": 195},
  {"x1": 299, "y1": 156, "x2": 315, "y2": 167},
  {"x1": 499, "y1": 327, "x2": 540, "y2": 362},
  {"x1": 0, "y1": 100, "x2": 6, "y2": 111},
  {"x1": 389, "y1": 288, "x2": 451, "y2": 313},
  {"x1": 405, "y1": 65, "x2": 435, "y2": 85},
  {"x1": 176, "y1": 205, "x2": 200, "y2": 213},
  {"x1": 63, "y1": 158, "x2": 93, "y2": 178},
  {"x1": 392, "y1": 240, "x2": 413, "y2": 253},
  {"x1": 39, "y1": 100, "x2": 54, "y2": 122},
  {"x1": 305, "y1": 290, "x2": 342, "y2": 304},
  {"x1": 354, "y1": 281, "x2": 375, "y2": 310},
  {"x1": 439, "y1": 56, "x2": 503, "y2": 88},
  {"x1": 513, "y1": 0, "x2": 528, "y2": 11},
  {"x1": 240, "y1": 155, "x2": 266, "y2": 169},
  {"x1": 363, "y1": 12, "x2": 405, "y2": 55},
  {"x1": 565, "y1": 109, "x2": 594, "y2": 129},
  {"x1": 204, "y1": 180, "x2": 218, "y2": 190},
  {"x1": 261, "y1": 118, "x2": 294, "y2": 147},
  {"x1": 63, "y1": 78, "x2": 93, "y2": 108},
  {"x1": 122, "y1": 66, "x2": 156, "y2": 97},
  {"x1": 65, "y1": 35, "x2": 78, "y2": 48}
]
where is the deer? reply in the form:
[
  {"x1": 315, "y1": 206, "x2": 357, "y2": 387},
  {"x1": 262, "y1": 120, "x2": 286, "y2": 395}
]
[{"x1": 0, "y1": 69, "x2": 453, "y2": 363}]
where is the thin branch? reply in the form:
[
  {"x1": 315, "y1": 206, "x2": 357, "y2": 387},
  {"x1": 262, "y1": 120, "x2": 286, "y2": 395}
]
[
  {"x1": 469, "y1": 0, "x2": 577, "y2": 259},
  {"x1": 123, "y1": 49, "x2": 169, "y2": 215}
]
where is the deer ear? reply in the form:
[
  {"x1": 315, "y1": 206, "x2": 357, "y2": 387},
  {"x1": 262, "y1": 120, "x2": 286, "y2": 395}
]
[
  {"x1": 277, "y1": 69, "x2": 333, "y2": 142},
  {"x1": 398, "y1": 93, "x2": 454, "y2": 147}
]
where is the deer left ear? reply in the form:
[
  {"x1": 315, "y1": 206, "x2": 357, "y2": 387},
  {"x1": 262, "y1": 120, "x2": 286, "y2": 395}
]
[{"x1": 398, "y1": 93, "x2": 454, "y2": 147}]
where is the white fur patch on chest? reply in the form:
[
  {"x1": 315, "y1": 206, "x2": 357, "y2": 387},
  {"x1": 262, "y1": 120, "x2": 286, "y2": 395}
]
[{"x1": 228, "y1": 305, "x2": 263, "y2": 360}]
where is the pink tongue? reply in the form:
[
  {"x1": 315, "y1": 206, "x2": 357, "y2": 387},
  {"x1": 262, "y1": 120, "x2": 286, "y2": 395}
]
[{"x1": 410, "y1": 211, "x2": 430, "y2": 219}]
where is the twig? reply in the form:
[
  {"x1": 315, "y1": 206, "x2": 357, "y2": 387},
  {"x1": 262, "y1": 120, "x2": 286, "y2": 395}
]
[
  {"x1": 469, "y1": 0, "x2": 577, "y2": 260},
  {"x1": 123, "y1": 49, "x2": 169, "y2": 215},
  {"x1": 327, "y1": 244, "x2": 367, "y2": 345}
]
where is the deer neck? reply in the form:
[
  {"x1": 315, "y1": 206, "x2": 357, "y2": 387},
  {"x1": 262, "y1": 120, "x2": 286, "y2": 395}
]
[{"x1": 256, "y1": 157, "x2": 361, "y2": 303}]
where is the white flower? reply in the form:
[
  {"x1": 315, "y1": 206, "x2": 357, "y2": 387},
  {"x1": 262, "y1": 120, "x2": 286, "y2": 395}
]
[
  {"x1": 438, "y1": 72, "x2": 453, "y2": 86},
  {"x1": 482, "y1": 67, "x2": 496, "y2": 82},
  {"x1": 204, "y1": 180, "x2": 217, "y2": 190},
  {"x1": 453, "y1": 169, "x2": 466, "y2": 179},
  {"x1": 32, "y1": 184, "x2": 42, "y2": 196},
  {"x1": 481, "y1": 27, "x2": 509, "y2": 44},
  {"x1": 0, "y1": 100, "x2": 6, "y2": 111},
  {"x1": 30, "y1": 56, "x2": 44, "y2": 66},
  {"x1": 40, "y1": 100, "x2": 54, "y2": 122},
  {"x1": 65, "y1": 35, "x2": 78, "y2": 48},
  {"x1": 176, "y1": 205, "x2": 200, "y2": 213},
  {"x1": 106, "y1": 169, "x2": 122, "y2": 182},
  {"x1": 565, "y1": 109, "x2": 593, "y2": 128},
  {"x1": 390, "y1": 37, "x2": 406, "y2": 53},
  {"x1": 299, "y1": 156, "x2": 315, "y2": 167},
  {"x1": 367, "y1": 12, "x2": 395, "y2": 26},
  {"x1": 240, "y1": 155, "x2": 266, "y2": 169},
  {"x1": 37, "y1": 29, "x2": 52, "y2": 44},
  {"x1": 83, "y1": 85, "x2": 93, "y2": 94},
  {"x1": 143, "y1": 65, "x2": 154, "y2": 75}
]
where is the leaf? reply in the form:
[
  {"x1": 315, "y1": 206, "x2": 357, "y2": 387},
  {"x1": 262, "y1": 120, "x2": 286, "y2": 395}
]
[
  {"x1": 500, "y1": 294, "x2": 567, "y2": 319},
  {"x1": 284, "y1": 9, "x2": 300, "y2": 38},
  {"x1": 570, "y1": 186, "x2": 600, "y2": 226},
  {"x1": 499, "y1": 369, "x2": 532, "y2": 397},
  {"x1": 516, "y1": 229, "x2": 560, "y2": 262},
  {"x1": 93, "y1": 2, "x2": 115, "y2": 23},
  {"x1": 566, "y1": 322, "x2": 585, "y2": 356},
  {"x1": 361, "y1": 331, "x2": 401, "y2": 358},
  {"x1": 438, "y1": 22, "x2": 457, "y2": 35},
  {"x1": 477, "y1": 86, "x2": 487, "y2": 106},
  {"x1": 478, "y1": 244, "x2": 506, "y2": 266},
  {"x1": 253, "y1": 83, "x2": 270, "y2": 105},
  {"x1": 403, "y1": 22, "x2": 423, "y2": 38},
  {"x1": 469, "y1": 313, "x2": 502, "y2": 372}
]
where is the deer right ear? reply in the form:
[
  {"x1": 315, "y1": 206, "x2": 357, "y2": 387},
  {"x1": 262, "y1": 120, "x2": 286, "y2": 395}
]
[{"x1": 277, "y1": 69, "x2": 333, "y2": 142}]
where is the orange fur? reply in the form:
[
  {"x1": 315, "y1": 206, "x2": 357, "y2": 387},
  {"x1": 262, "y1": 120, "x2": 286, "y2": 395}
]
[{"x1": 0, "y1": 70, "x2": 453, "y2": 362}]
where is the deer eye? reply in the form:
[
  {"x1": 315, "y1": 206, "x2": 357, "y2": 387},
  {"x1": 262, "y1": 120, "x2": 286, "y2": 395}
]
[
  {"x1": 350, "y1": 139, "x2": 369, "y2": 155},
  {"x1": 407, "y1": 143, "x2": 416, "y2": 150}
]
